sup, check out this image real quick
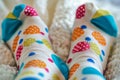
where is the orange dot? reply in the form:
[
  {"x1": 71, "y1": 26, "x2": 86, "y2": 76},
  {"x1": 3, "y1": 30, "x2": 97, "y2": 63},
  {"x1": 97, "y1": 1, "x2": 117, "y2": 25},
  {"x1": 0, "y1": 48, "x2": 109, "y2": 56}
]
[
  {"x1": 92, "y1": 31, "x2": 106, "y2": 46},
  {"x1": 69, "y1": 63, "x2": 80, "y2": 78},
  {"x1": 24, "y1": 60, "x2": 46, "y2": 68}
]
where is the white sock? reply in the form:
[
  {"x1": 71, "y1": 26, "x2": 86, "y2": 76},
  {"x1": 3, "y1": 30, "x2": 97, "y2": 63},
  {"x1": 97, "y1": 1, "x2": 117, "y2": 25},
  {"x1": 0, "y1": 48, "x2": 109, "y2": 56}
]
[
  {"x1": 1, "y1": 4, "x2": 68, "y2": 80},
  {"x1": 67, "y1": 2, "x2": 118, "y2": 80}
]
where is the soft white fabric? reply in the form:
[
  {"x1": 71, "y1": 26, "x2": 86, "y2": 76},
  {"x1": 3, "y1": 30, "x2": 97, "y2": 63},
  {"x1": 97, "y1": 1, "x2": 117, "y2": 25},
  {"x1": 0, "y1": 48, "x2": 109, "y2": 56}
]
[
  {"x1": 0, "y1": 39, "x2": 15, "y2": 66},
  {"x1": 0, "y1": 64, "x2": 17, "y2": 80},
  {"x1": 49, "y1": 0, "x2": 78, "y2": 61},
  {"x1": 105, "y1": 36, "x2": 120, "y2": 80}
]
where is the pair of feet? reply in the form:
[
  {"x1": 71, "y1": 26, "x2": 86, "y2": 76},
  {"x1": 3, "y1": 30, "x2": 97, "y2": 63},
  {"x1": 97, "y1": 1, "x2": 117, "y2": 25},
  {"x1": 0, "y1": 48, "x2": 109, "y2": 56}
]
[{"x1": 1, "y1": 2, "x2": 118, "y2": 80}]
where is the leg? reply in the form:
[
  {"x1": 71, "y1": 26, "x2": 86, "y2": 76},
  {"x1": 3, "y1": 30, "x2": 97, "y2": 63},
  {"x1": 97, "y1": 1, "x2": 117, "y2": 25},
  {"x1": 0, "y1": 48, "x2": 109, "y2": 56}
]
[
  {"x1": 67, "y1": 2, "x2": 118, "y2": 80},
  {"x1": 1, "y1": 4, "x2": 68, "y2": 80}
]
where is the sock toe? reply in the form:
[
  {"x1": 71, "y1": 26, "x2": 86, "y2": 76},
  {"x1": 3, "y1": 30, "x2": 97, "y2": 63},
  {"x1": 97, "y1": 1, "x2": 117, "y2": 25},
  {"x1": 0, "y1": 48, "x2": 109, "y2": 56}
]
[
  {"x1": 1, "y1": 4, "x2": 39, "y2": 42},
  {"x1": 13, "y1": 4, "x2": 26, "y2": 18},
  {"x1": 75, "y1": 2, "x2": 118, "y2": 37}
]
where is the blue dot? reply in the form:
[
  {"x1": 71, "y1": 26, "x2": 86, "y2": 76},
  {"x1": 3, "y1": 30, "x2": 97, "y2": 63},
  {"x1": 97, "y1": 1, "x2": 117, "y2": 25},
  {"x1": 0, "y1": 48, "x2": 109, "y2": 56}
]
[
  {"x1": 21, "y1": 77, "x2": 39, "y2": 80},
  {"x1": 45, "y1": 28, "x2": 48, "y2": 33},
  {"x1": 36, "y1": 40, "x2": 43, "y2": 44},
  {"x1": 101, "y1": 50, "x2": 105, "y2": 56},
  {"x1": 19, "y1": 39, "x2": 23, "y2": 44},
  {"x1": 38, "y1": 72, "x2": 44, "y2": 77},
  {"x1": 17, "y1": 62, "x2": 24, "y2": 75},
  {"x1": 82, "y1": 77, "x2": 87, "y2": 80},
  {"x1": 82, "y1": 67, "x2": 105, "y2": 79},
  {"x1": 81, "y1": 25, "x2": 87, "y2": 29},
  {"x1": 19, "y1": 63, "x2": 24, "y2": 71},
  {"x1": 28, "y1": 52, "x2": 36, "y2": 56},
  {"x1": 87, "y1": 58, "x2": 95, "y2": 63},
  {"x1": 18, "y1": 30, "x2": 22, "y2": 35},
  {"x1": 85, "y1": 37, "x2": 91, "y2": 41},
  {"x1": 100, "y1": 55, "x2": 103, "y2": 62}
]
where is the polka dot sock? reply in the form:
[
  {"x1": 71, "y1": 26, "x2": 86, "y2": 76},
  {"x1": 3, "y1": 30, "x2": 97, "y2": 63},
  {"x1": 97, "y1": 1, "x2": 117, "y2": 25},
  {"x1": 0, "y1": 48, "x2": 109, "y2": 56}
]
[
  {"x1": 1, "y1": 4, "x2": 68, "y2": 80},
  {"x1": 67, "y1": 2, "x2": 118, "y2": 80}
]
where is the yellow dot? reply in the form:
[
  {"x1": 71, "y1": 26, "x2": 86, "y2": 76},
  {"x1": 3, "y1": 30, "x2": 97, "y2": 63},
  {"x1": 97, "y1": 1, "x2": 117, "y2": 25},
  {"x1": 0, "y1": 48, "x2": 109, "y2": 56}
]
[{"x1": 52, "y1": 74, "x2": 60, "y2": 80}]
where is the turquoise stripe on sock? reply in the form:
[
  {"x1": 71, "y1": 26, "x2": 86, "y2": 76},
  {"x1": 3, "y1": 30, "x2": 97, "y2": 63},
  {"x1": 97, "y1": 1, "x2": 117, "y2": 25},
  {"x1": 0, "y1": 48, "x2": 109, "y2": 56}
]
[
  {"x1": 82, "y1": 67, "x2": 105, "y2": 80},
  {"x1": 21, "y1": 77, "x2": 40, "y2": 80},
  {"x1": 51, "y1": 54, "x2": 69, "y2": 80}
]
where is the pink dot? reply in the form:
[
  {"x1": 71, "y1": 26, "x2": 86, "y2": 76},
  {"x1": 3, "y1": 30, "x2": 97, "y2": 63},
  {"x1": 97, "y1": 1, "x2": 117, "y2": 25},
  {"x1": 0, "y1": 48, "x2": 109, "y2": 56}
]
[
  {"x1": 17, "y1": 65, "x2": 20, "y2": 70},
  {"x1": 45, "y1": 68, "x2": 49, "y2": 73},
  {"x1": 48, "y1": 58, "x2": 53, "y2": 63},
  {"x1": 67, "y1": 58, "x2": 72, "y2": 64}
]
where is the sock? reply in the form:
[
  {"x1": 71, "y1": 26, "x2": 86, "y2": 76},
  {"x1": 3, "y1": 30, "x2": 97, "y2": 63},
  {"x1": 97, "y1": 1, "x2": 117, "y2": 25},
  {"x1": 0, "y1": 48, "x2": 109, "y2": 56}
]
[
  {"x1": 105, "y1": 36, "x2": 120, "y2": 80},
  {"x1": 67, "y1": 2, "x2": 118, "y2": 80},
  {"x1": 1, "y1": 4, "x2": 68, "y2": 80}
]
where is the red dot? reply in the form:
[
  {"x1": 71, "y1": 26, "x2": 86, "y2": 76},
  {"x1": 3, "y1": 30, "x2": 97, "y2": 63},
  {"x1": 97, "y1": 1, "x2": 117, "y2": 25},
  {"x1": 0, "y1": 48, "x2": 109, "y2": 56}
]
[{"x1": 67, "y1": 58, "x2": 72, "y2": 64}]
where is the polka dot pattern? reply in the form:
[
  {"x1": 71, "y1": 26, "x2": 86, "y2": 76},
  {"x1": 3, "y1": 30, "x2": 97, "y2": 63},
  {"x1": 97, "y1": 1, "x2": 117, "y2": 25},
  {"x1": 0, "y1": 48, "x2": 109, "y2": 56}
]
[
  {"x1": 48, "y1": 58, "x2": 53, "y2": 63},
  {"x1": 52, "y1": 74, "x2": 60, "y2": 80},
  {"x1": 101, "y1": 50, "x2": 105, "y2": 56},
  {"x1": 38, "y1": 72, "x2": 44, "y2": 77},
  {"x1": 67, "y1": 58, "x2": 72, "y2": 64},
  {"x1": 92, "y1": 31, "x2": 106, "y2": 46},
  {"x1": 76, "y1": 4, "x2": 85, "y2": 19},
  {"x1": 17, "y1": 63, "x2": 24, "y2": 74},
  {"x1": 90, "y1": 42, "x2": 100, "y2": 55},
  {"x1": 16, "y1": 45, "x2": 23, "y2": 60},
  {"x1": 69, "y1": 63, "x2": 80, "y2": 78},
  {"x1": 72, "y1": 27, "x2": 85, "y2": 41},
  {"x1": 87, "y1": 58, "x2": 95, "y2": 63},
  {"x1": 81, "y1": 25, "x2": 87, "y2": 29},
  {"x1": 72, "y1": 41, "x2": 90, "y2": 53},
  {"x1": 18, "y1": 30, "x2": 22, "y2": 35},
  {"x1": 28, "y1": 52, "x2": 36, "y2": 56},
  {"x1": 19, "y1": 39, "x2": 23, "y2": 44},
  {"x1": 20, "y1": 71, "x2": 35, "y2": 77},
  {"x1": 45, "y1": 28, "x2": 48, "y2": 33},
  {"x1": 12, "y1": 35, "x2": 19, "y2": 52},
  {"x1": 42, "y1": 39, "x2": 52, "y2": 49},
  {"x1": 24, "y1": 60, "x2": 46, "y2": 68},
  {"x1": 85, "y1": 37, "x2": 91, "y2": 41},
  {"x1": 24, "y1": 6, "x2": 38, "y2": 16},
  {"x1": 23, "y1": 25, "x2": 40, "y2": 34},
  {"x1": 23, "y1": 38, "x2": 36, "y2": 47},
  {"x1": 45, "y1": 68, "x2": 49, "y2": 73},
  {"x1": 21, "y1": 77, "x2": 39, "y2": 80},
  {"x1": 73, "y1": 77, "x2": 78, "y2": 80}
]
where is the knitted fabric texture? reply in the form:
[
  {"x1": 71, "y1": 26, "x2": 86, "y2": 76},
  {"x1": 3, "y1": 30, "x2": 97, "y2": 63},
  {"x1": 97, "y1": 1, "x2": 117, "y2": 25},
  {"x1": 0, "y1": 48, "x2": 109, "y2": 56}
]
[
  {"x1": 0, "y1": 39, "x2": 15, "y2": 66},
  {"x1": 0, "y1": 64, "x2": 17, "y2": 80},
  {"x1": 105, "y1": 36, "x2": 120, "y2": 80},
  {"x1": 49, "y1": 0, "x2": 83, "y2": 61}
]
